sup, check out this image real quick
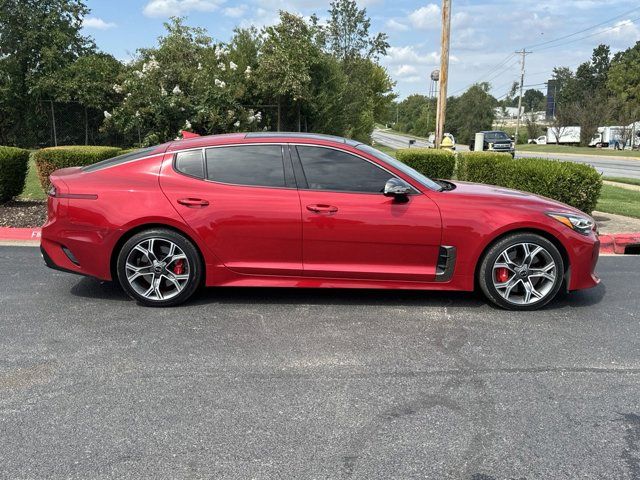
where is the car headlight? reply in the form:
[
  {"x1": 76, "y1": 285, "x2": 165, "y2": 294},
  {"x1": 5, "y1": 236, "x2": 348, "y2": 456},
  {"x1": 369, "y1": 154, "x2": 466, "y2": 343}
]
[{"x1": 547, "y1": 212, "x2": 595, "y2": 235}]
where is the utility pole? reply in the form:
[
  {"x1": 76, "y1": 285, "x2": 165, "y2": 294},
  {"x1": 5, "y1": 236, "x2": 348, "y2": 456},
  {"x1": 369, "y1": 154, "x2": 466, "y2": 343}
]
[
  {"x1": 514, "y1": 49, "x2": 532, "y2": 144},
  {"x1": 434, "y1": 0, "x2": 451, "y2": 148}
]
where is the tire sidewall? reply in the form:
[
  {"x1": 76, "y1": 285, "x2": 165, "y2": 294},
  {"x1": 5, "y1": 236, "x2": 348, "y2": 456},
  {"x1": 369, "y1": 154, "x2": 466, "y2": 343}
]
[
  {"x1": 116, "y1": 229, "x2": 203, "y2": 307},
  {"x1": 479, "y1": 233, "x2": 565, "y2": 311}
]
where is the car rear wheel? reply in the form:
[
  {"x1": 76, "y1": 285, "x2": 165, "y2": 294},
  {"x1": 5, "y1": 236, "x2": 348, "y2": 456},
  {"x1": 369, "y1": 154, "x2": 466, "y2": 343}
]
[
  {"x1": 116, "y1": 229, "x2": 203, "y2": 307},
  {"x1": 478, "y1": 233, "x2": 565, "y2": 311}
]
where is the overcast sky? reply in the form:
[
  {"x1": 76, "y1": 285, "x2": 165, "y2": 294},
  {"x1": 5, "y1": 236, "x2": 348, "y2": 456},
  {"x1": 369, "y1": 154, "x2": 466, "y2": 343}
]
[{"x1": 83, "y1": 0, "x2": 640, "y2": 100}]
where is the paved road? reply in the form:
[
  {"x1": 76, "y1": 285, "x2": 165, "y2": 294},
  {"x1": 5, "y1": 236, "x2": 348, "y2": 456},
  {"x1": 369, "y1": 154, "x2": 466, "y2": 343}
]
[
  {"x1": 373, "y1": 129, "x2": 640, "y2": 179},
  {"x1": 1, "y1": 246, "x2": 640, "y2": 479}
]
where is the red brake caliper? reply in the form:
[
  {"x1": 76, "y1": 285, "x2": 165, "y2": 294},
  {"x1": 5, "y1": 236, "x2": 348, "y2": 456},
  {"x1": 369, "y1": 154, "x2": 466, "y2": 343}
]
[
  {"x1": 495, "y1": 267, "x2": 510, "y2": 283},
  {"x1": 173, "y1": 259, "x2": 185, "y2": 275}
]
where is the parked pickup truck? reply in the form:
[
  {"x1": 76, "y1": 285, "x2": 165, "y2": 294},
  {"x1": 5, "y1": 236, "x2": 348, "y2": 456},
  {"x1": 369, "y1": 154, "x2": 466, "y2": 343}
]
[{"x1": 469, "y1": 130, "x2": 515, "y2": 157}]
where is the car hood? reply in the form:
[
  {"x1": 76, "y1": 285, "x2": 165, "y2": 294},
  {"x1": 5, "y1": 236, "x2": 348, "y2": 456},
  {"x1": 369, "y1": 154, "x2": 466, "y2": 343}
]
[{"x1": 444, "y1": 180, "x2": 586, "y2": 216}]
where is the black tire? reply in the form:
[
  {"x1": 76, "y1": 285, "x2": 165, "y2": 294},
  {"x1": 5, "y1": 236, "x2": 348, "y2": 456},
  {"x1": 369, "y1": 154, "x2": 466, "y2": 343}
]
[
  {"x1": 116, "y1": 228, "x2": 203, "y2": 307},
  {"x1": 478, "y1": 233, "x2": 565, "y2": 311}
]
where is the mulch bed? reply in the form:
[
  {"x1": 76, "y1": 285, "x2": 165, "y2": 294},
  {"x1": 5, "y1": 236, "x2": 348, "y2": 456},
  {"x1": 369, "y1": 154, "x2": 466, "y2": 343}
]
[{"x1": 0, "y1": 200, "x2": 47, "y2": 228}]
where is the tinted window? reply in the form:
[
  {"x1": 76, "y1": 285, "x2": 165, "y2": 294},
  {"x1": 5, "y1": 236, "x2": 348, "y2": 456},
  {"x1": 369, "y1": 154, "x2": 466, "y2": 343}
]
[
  {"x1": 82, "y1": 147, "x2": 157, "y2": 172},
  {"x1": 206, "y1": 145, "x2": 285, "y2": 187},
  {"x1": 297, "y1": 146, "x2": 391, "y2": 193},
  {"x1": 175, "y1": 150, "x2": 204, "y2": 178},
  {"x1": 356, "y1": 144, "x2": 439, "y2": 191}
]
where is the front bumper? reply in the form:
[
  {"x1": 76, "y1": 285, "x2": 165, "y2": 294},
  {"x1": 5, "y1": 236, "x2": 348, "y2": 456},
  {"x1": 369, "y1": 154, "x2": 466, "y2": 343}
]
[{"x1": 567, "y1": 232, "x2": 600, "y2": 291}]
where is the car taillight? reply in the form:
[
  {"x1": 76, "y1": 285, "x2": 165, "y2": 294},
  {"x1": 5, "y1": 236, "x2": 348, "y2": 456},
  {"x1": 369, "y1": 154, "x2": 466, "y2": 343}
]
[{"x1": 48, "y1": 185, "x2": 58, "y2": 197}]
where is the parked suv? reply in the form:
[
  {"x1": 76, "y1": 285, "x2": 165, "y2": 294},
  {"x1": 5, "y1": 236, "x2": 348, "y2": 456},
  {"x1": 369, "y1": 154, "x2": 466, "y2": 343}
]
[{"x1": 470, "y1": 130, "x2": 515, "y2": 157}]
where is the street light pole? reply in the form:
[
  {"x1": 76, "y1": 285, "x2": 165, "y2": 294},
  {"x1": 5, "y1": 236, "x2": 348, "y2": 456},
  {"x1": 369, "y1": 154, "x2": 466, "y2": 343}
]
[{"x1": 434, "y1": 0, "x2": 452, "y2": 149}]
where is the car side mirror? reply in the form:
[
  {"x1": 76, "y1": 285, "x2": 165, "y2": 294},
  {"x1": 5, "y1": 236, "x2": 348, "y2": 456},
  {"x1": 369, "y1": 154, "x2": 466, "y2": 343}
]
[{"x1": 384, "y1": 178, "x2": 411, "y2": 199}]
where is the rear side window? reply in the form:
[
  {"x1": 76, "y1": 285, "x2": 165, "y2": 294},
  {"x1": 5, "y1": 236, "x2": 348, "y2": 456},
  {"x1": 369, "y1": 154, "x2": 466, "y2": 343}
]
[
  {"x1": 205, "y1": 145, "x2": 285, "y2": 187},
  {"x1": 82, "y1": 147, "x2": 157, "y2": 172},
  {"x1": 296, "y1": 146, "x2": 391, "y2": 193},
  {"x1": 175, "y1": 150, "x2": 204, "y2": 178}
]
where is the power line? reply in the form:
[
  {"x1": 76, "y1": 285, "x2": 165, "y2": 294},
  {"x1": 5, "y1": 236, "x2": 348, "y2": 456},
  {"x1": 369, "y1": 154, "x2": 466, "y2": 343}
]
[
  {"x1": 449, "y1": 53, "x2": 516, "y2": 96},
  {"x1": 523, "y1": 5, "x2": 640, "y2": 49},
  {"x1": 535, "y1": 16, "x2": 640, "y2": 52}
]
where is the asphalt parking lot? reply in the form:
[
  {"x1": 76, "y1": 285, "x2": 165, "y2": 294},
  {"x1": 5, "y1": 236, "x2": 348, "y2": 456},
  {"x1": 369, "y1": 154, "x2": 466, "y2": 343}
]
[{"x1": 1, "y1": 246, "x2": 640, "y2": 479}]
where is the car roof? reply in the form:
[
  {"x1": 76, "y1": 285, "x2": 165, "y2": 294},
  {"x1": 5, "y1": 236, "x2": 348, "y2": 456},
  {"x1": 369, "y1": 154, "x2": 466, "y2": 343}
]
[{"x1": 165, "y1": 132, "x2": 362, "y2": 152}]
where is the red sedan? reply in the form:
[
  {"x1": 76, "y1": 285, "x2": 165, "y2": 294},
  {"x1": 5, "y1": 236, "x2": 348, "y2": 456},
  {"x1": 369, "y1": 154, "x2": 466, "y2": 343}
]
[{"x1": 41, "y1": 133, "x2": 600, "y2": 310}]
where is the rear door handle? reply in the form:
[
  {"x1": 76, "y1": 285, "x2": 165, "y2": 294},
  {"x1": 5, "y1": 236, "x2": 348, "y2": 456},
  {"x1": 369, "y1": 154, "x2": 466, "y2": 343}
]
[
  {"x1": 177, "y1": 198, "x2": 209, "y2": 208},
  {"x1": 306, "y1": 204, "x2": 338, "y2": 214}
]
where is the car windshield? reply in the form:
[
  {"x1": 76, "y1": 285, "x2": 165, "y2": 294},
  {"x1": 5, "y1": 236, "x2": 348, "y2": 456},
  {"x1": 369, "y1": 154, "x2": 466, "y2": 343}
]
[
  {"x1": 486, "y1": 131, "x2": 509, "y2": 140},
  {"x1": 356, "y1": 144, "x2": 443, "y2": 192}
]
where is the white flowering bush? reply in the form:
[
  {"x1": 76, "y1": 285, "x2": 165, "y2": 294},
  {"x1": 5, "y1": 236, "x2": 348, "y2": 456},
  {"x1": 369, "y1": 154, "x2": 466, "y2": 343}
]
[{"x1": 104, "y1": 18, "x2": 261, "y2": 146}]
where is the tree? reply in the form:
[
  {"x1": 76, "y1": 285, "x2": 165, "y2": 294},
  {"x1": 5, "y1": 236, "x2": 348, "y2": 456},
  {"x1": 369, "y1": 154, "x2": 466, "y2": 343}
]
[
  {"x1": 49, "y1": 53, "x2": 123, "y2": 144},
  {"x1": 568, "y1": 93, "x2": 613, "y2": 146},
  {"x1": 522, "y1": 89, "x2": 545, "y2": 112},
  {"x1": 0, "y1": 0, "x2": 94, "y2": 146},
  {"x1": 258, "y1": 12, "x2": 320, "y2": 131},
  {"x1": 446, "y1": 83, "x2": 496, "y2": 144},
  {"x1": 608, "y1": 41, "x2": 640, "y2": 103},
  {"x1": 325, "y1": 0, "x2": 389, "y2": 61},
  {"x1": 549, "y1": 104, "x2": 574, "y2": 144}
]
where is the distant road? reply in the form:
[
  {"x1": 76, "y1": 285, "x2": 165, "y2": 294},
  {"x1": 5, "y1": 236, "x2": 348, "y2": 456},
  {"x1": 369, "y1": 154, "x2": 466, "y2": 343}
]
[{"x1": 372, "y1": 128, "x2": 640, "y2": 179}]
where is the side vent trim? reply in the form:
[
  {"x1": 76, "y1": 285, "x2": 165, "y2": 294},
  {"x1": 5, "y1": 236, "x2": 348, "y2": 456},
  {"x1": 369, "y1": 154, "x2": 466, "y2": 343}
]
[{"x1": 435, "y1": 246, "x2": 456, "y2": 282}]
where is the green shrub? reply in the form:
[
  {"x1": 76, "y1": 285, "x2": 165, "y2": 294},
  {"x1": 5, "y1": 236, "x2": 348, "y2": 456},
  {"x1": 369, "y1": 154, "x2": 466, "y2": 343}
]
[
  {"x1": 0, "y1": 146, "x2": 31, "y2": 203},
  {"x1": 396, "y1": 148, "x2": 456, "y2": 179},
  {"x1": 503, "y1": 158, "x2": 602, "y2": 214},
  {"x1": 33, "y1": 146, "x2": 123, "y2": 190},
  {"x1": 456, "y1": 151, "x2": 512, "y2": 184},
  {"x1": 457, "y1": 152, "x2": 602, "y2": 213}
]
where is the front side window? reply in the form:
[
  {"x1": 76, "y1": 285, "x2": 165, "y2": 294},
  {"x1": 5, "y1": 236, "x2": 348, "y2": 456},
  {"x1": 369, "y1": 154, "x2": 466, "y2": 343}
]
[
  {"x1": 296, "y1": 146, "x2": 392, "y2": 193},
  {"x1": 205, "y1": 145, "x2": 285, "y2": 187}
]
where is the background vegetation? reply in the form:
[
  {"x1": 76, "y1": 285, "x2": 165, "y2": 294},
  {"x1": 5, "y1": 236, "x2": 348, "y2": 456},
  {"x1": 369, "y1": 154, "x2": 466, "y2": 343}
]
[{"x1": 0, "y1": 0, "x2": 395, "y2": 148}]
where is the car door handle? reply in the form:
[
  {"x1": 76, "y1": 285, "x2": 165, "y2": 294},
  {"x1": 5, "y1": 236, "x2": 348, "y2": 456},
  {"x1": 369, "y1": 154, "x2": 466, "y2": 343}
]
[
  {"x1": 177, "y1": 197, "x2": 209, "y2": 208},
  {"x1": 306, "y1": 204, "x2": 338, "y2": 214}
]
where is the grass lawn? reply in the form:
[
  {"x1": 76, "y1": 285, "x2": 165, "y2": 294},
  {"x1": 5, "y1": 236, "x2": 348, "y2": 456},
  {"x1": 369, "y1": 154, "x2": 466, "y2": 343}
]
[
  {"x1": 604, "y1": 177, "x2": 640, "y2": 186},
  {"x1": 518, "y1": 144, "x2": 640, "y2": 159},
  {"x1": 20, "y1": 158, "x2": 46, "y2": 201},
  {"x1": 596, "y1": 185, "x2": 640, "y2": 219},
  {"x1": 374, "y1": 145, "x2": 398, "y2": 157}
]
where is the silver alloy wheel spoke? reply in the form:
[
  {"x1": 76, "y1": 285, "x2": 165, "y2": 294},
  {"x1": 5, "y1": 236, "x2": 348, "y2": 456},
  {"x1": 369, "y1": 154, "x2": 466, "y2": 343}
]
[
  {"x1": 492, "y1": 242, "x2": 557, "y2": 305},
  {"x1": 125, "y1": 237, "x2": 190, "y2": 301}
]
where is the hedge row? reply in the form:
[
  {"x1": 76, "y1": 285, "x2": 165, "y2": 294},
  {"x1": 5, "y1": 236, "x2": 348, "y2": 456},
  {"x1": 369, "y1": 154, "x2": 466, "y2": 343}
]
[
  {"x1": 0, "y1": 146, "x2": 31, "y2": 203},
  {"x1": 456, "y1": 151, "x2": 602, "y2": 213},
  {"x1": 33, "y1": 146, "x2": 123, "y2": 190},
  {"x1": 395, "y1": 148, "x2": 456, "y2": 179},
  {"x1": 395, "y1": 149, "x2": 602, "y2": 214}
]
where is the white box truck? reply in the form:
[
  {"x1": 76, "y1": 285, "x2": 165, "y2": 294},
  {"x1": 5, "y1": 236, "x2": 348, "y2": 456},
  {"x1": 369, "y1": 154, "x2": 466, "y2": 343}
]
[
  {"x1": 544, "y1": 126, "x2": 581, "y2": 145},
  {"x1": 589, "y1": 126, "x2": 624, "y2": 148}
]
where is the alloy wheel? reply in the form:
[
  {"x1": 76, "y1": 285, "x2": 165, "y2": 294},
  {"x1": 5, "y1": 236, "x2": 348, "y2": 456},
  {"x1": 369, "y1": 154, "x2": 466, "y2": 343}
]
[
  {"x1": 492, "y1": 242, "x2": 557, "y2": 305},
  {"x1": 124, "y1": 238, "x2": 190, "y2": 301}
]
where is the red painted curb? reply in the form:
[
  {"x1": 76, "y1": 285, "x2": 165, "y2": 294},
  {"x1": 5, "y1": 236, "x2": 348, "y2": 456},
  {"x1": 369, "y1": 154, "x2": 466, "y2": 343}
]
[
  {"x1": 610, "y1": 233, "x2": 640, "y2": 254},
  {"x1": 0, "y1": 227, "x2": 41, "y2": 242}
]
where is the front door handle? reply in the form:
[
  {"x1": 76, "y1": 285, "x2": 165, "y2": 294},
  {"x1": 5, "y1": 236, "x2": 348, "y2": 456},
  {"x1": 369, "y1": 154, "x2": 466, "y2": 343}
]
[
  {"x1": 177, "y1": 197, "x2": 209, "y2": 208},
  {"x1": 306, "y1": 204, "x2": 338, "y2": 214}
]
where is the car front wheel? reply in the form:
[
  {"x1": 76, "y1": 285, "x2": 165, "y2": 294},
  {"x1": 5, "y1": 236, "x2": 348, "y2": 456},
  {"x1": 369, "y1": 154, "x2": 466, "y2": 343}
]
[
  {"x1": 116, "y1": 228, "x2": 203, "y2": 307},
  {"x1": 478, "y1": 233, "x2": 565, "y2": 310}
]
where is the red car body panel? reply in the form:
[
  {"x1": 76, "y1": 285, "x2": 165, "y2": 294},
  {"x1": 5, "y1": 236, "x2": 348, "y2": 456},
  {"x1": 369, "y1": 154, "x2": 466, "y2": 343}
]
[{"x1": 41, "y1": 134, "x2": 600, "y2": 294}]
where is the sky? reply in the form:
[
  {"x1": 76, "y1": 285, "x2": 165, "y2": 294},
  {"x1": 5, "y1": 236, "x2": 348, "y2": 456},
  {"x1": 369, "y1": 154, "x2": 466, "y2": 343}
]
[{"x1": 83, "y1": 0, "x2": 640, "y2": 100}]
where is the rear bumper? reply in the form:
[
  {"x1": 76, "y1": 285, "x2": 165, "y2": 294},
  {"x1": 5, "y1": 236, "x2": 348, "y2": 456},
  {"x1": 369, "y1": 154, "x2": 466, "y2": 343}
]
[{"x1": 41, "y1": 221, "x2": 116, "y2": 281}]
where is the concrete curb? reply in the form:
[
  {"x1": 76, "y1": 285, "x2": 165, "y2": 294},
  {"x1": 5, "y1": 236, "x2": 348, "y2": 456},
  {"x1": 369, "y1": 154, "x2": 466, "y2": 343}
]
[{"x1": 1, "y1": 227, "x2": 639, "y2": 254}]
